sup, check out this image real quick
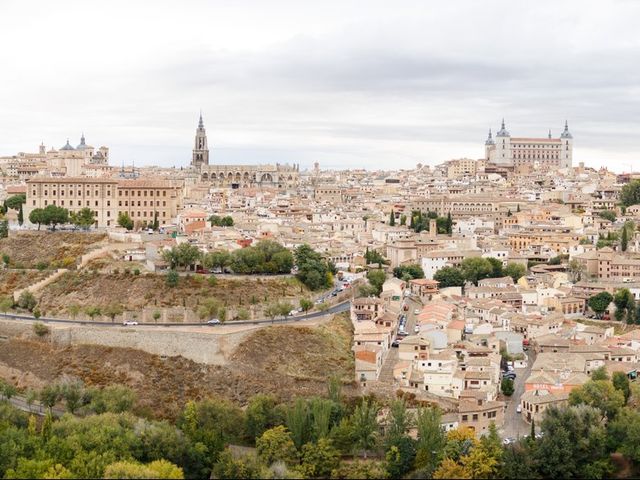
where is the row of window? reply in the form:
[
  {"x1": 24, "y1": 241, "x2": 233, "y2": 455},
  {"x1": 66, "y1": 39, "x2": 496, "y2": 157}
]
[
  {"x1": 32, "y1": 188, "x2": 169, "y2": 198},
  {"x1": 119, "y1": 200, "x2": 167, "y2": 207}
]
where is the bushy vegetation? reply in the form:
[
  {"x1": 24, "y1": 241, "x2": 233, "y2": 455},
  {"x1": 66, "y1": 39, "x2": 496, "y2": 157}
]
[
  {"x1": 433, "y1": 257, "x2": 526, "y2": 287},
  {"x1": 393, "y1": 264, "x2": 424, "y2": 281},
  {"x1": 4, "y1": 369, "x2": 640, "y2": 479},
  {"x1": 294, "y1": 244, "x2": 336, "y2": 291}
]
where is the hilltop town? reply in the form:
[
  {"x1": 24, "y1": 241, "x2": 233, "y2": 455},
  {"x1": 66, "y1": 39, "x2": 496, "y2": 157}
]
[{"x1": 1, "y1": 116, "x2": 640, "y2": 477}]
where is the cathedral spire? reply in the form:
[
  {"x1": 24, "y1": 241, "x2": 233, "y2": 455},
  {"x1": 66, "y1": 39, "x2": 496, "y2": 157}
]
[{"x1": 198, "y1": 111, "x2": 204, "y2": 129}]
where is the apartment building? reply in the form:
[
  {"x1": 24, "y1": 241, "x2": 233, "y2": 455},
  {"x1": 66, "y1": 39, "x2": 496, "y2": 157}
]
[{"x1": 26, "y1": 177, "x2": 181, "y2": 228}]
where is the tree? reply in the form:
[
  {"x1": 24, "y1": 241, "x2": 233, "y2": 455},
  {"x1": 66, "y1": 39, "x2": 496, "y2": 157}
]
[
  {"x1": 0, "y1": 296, "x2": 13, "y2": 314},
  {"x1": 620, "y1": 179, "x2": 640, "y2": 207},
  {"x1": 212, "y1": 449, "x2": 268, "y2": 480},
  {"x1": 588, "y1": 291, "x2": 613, "y2": 318},
  {"x1": 414, "y1": 407, "x2": 445, "y2": 474},
  {"x1": 366, "y1": 269, "x2": 386, "y2": 296},
  {"x1": 295, "y1": 244, "x2": 333, "y2": 290},
  {"x1": 299, "y1": 438, "x2": 341, "y2": 478},
  {"x1": 385, "y1": 436, "x2": 416, "y2": 479},
  {"x1": 501, "y1": 377, "x2": 514, "y2": 396},
  {"x1": 103, "y1": 304, "x2": 124, "y2": 323},
  {"x1": 84, "y1": 306, "x2": 102, "y2": 320},
  {"x1": 392, "y1": 264, "x2": 424, "y2": 281},
  {"x1": 117, "y1": 212, "x2": 134, "y2": 230},
  {"x1": 41, "y1": 204, "x2": 69, "y2": 230},
  {"x1": 166, "y1": 270, "x2": 179, "y2": 287},
  {"x1": 400, "y1": 214, "x2": 406, "y2": 226},
  {"x1": 285, "y1": 398, "x2": 311, "y2": 449},
  {"x1": 568, "y1": 258, "x2": 585, "y2": 282},
  {"x1": 389, "y1": 210, "x2": 395, "y2": 226},
  {"x1": 17, "y1": 204, "x2": 23, "y2": 226},
  {"x1": 568, "y1": 379, "x2": 625, "y2": 420},
  {"x1": 33, "y1": 321, "x2": 49, "y2": 337},
  {"x1": 460, "y1": 257, "x2": 493, "y2": 285},
  {"x1": 598, "y1": 210, "x2": 616, "y2": 222},
  {"x1": 612, "y1": 371, "x2": 631, "y2": 403},
  {"x1": 39, "y1": 384, "x2": 61, "y2": 411},
  {"x1": 256, "y1": 426, "x2": 298, "y2": 467},
  {"x1": 504, "y1": 263, "x2": 526, "y2": 282},
  {"x1": 621, "y1": 224, "x2": 628, "y2": 252},
  {"x1": 351, "y1": 399, "x2": 379, "y2": 458},
  {"x1": 245, "y1": 394, "x2": 281, "y2": 441},
  {"x1": 152, "y1": 311, "x2": 161, "y2": 323},
  {"x1": 4, "y1": 194, "x2": 25, "y2": 211},
  {"x1": 17, "y1": 290, "x2": 36, "y2": 311},
  {"x1": 104, "y1": 460, "x2": 184, "y2": 479},
  {"x1": 89, "y1": 385, "x2": 136, "y2": 413},
  {"x1": 203, "y1": 250, "x2": 232, "y2": 272},
  {"x1": 432, "y1": 458, "x2": 471, "y2": 479},
  {"x1": 607, "y1": 407, "x2": 640, "y2": 463},
  {"x1": 446, "y1": 212, "x2": 453, "y2": 234},
  {"x1": 433, "y1": 266, "x2": 465, "y2": 288},
  {"x1": 67, "y1": 304, "x2": 81, "y2": 320},
  {"x1": 0, "y1": 219, "x2": 8, "y2": 238},
  {"x1": 162, "y1": 243, "x2": 202, "y2": 270},
  {"x1": 29, "y1": 208, "x2": 46, "y2": 230},
  {"x1": 487, "y1": 257, "x2": 503, "y2": 278},
  {"x1": 60, "y1": 380, "x2": 84, "y2": 414},
  {"x1": 70, "y1": 207, "x2": 95, "y2": 229},
  {"x1": 591, "y1": 366, "x2": 609, "y2": 380},
  {"x1": 299, "y1": 298, "x2": 313, "y2": 313},
  {"x1": 385, "y1": 399, "x2": 412, "y2": 443},
  {"x1": 613, "y1": 288, "x2": 635, "y2": 323}
]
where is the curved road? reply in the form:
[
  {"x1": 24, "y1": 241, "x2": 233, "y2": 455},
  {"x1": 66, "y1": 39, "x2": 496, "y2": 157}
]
[{"x1": 0, "y1": 300, "x2": 350, "y2": 328}]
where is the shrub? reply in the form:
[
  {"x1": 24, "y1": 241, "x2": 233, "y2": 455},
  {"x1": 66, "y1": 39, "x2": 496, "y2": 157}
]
[
  {"x1": 18, "y1": 290, "x2": 37, "y2": 311},
  {"x1": 33, "y1": 321, "x2": 49, "y2": 337},
  {"x1": 133, "y1": 268, "x2": 140, "y2": 275},
  {"x1": 166, "y1": 270, "x2": 179, "y2": 287},
  {"x1": 35, "y1": 261, "x2": 49, "y2": 271}
]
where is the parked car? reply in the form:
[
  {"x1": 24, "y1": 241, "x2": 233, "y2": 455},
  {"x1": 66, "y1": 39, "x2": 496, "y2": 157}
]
[
  {"x1": 414, "y1": 309, "x2": 421, "y2": 315},
  {"x1": 391, "y1": 340, "x2": 400, "y2": 348},
  {"x1": 414, "y1": 325, "x2": 420, "y2": 333},
  {"x1": 516, "y1": 405, "x2": 522, "y2": 413},
  {"x1": 206, "y1": 319, "x2": 221, "y2": 325},
  {"x1": 503, "y1": 372, "x2": 516, "y2": 380},
  {"x1": 288, "y1": 310, "x2": 297, "y2": 316},
  {"x1": 122, "y1": 321, "x2": 138, "y2": 326}
]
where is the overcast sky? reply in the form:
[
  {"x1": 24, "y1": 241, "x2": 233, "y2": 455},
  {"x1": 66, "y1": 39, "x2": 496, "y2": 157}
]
[{"x1": 1, "y1": 0, "x2": 639, "y2": 172}]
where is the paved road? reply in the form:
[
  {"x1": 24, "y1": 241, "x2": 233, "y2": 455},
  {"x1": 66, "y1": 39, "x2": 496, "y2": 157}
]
[
  {"x1": 500, "y1": 349, "x2": 535, "y2": 440},
  {"x1": 0, "y1": 300, "x2": 350, "y2": 328},
  {"x1": 1, "y1": 395, "x2": 64, "y2": 417}
]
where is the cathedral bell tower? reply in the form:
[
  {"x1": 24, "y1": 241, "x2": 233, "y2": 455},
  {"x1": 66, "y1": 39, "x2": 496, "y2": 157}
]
[{"x1": 191, "y1": 112, "x2": 209, "y2": 169}]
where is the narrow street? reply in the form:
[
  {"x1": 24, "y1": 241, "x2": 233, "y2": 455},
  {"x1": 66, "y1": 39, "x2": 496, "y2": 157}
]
[{"x1": 500, "y1": 349, "x2": 535, "y2": 440}]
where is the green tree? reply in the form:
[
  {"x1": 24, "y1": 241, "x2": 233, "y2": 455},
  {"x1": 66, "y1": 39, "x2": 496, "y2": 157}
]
[
  {"x1": 392, "y1": 264, "x2": 424, "y2": 280},
  {"x1": 211, "y1": 449, "x2": 268, "y2": 479},
  {"x1": 0, "y1": 219, "x2": 8, "y2": 238},
  {"x1": 299, "y1": 298, "x2": 313, "y2": 313},
  {"x1": 487, "y1": 257, "x2": 504, "y2": 278},
  {"x1": 568, "y1": 379, "x2": 625, "y2": 420},
  {"x1": 460, "y1": 257, "x2": 493, "y2": 285},
  {"x1": 245, "y1": 394, "x2": 281, "y2": 441},
  {"x1": 162, "y1": 243, "x2": 202, "y2": 270},
  {"x1": 400, "y1": 214, "x2": 406, "y2": 226},
  {"x1": 385, "y1": 399, "x2": 412, "y2": 443},
  {"x1": 0, "y1": 295, "x2": 13, "y2": 314},
  {"x1": 104, "y1": 460, "x2": 184, "y2": 479},
  {"x1": 366, "y1": 269, "x2": 386, "y2": 296},
  {"x1": 351, "y1": 399, "x2": 379, "y2": 458},
  {"x1": 17, "y1": 204, "x2": 23, "y2": 226},
  {"x1": 588, "y1": 291, "x2": 613, "y2": 318},
  {"x1": 17, "y1": 290, "x2": 37, "y2": 311},
  {"x1": 620, "y1": 179, "x2": 640, "y2": 207},
  {"x1": 501, "y1": 377, "x2": 515, "y2": 396},
  {"x1": 295, "y1": 244, "x2": 333, "y2": 290},
  {"x1": 4, "y1": 194, "x2": 25, "y2": 211},
  {"x1": 203, "y1": 250, "x2": 232, "y2": 272},
  {"x1": 285, "y1": 398, "x2": 311, "y2": 449},
  {"x1": 385, "y1": 436, "x2": 416, "y2": 479},
  {"x1": 598, "y1": 210, "x2": 616, "y2": 222},
  {"x1": 60, "y1": 380, "x2": 85, "y2": 414},
  {"x1": 299, "y1": 438, "x2": 341, "y2": 478},
  {"x1": 152, "y1": 310, "x2": 161, "y2": 323},
  {"x1": 389, "y1": 210, "x2": 395, "y2": 226},
  {"x1": 433, "y1": 266, "x2": 465, "y2": 288},
  {"x1": 29, "y1": 208, "x2": 45, "y2": 230},
  {"x1": 256, "y1": 425, "x2": 298, "y2": 467},
  {"x1": 613, "y1": 288, "x2": 635, "y2": 323},
  {"x1": 504, "y1": 263, "x2": 526, "y2": 282},
  {"x1": 39, "y1": 384, "x2": 61, "y2": 411},
  {"x1": 166, "y1": 270, "x2": 179, "y2": 287},
  {"x1": 85, "y1": 305, "x2": 102, "y2": 320},
  {"x1": 117, "y1": 212, "x2": 134, "y2": 230},
  {"x1": 89, "y1": 385, "x2": 136, "y2": 413},
  {"x1": 621, "y1": 224, "x2": 628, "y2": 252},
  {"x1": 70, "y1": 207, "x2": 95, "y2": 229},
  {"x1": 591, "y1": 366, "x2": 609, "y2": 380},
  {"x1": 103, "y1": 304, "x2": 124, "y2": 323},
  {"x1": 41, "y1": 204, "x2": 69, "y2": 230},
  {"x1": 612, "y1": 371, "x2": 631, "y2": 403},
  {"x1": 414, "y1": 407, "x2": 445, "y2": 474}
]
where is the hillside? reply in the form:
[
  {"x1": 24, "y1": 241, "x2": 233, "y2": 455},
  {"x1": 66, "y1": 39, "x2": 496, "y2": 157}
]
[
  {"x1": 36, "y1": 270, "x2": 311, "y2": 317},
  {"x1": 0, "y1": 314, "x2": 355, "y2": 420},
  {"x1": 0, "y1": 231, "x2": 107, "y2": 269}
]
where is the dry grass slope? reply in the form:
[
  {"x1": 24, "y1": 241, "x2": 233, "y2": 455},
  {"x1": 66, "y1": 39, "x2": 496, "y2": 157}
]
[
  {"x1": 0, "y1": 314, "x2": 355, "y2": 420},
  {"x1": 0, "y1": 231, "x2": 106, "y2": 269}
]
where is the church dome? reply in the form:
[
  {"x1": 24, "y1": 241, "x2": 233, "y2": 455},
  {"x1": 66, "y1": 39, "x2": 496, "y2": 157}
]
[{"x1": 60, "y1": 139, "x2": 75, "y2": 151}]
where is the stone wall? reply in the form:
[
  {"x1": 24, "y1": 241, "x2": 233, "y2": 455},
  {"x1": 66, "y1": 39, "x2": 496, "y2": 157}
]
[{"x1": 0, "y1": 318, "x2": 253, "y2": 366}]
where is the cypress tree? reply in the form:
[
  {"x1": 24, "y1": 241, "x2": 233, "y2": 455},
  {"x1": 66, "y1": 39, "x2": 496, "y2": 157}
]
[
  {"x1": 389, "y1": 210, "x2": 395, "y2": 226},
  {"x1": 18, "y1": 204, "x2": 24, "y2": 226},
  {"x1": 621, "y1": 226, "x2": 628, "y2": 252}
]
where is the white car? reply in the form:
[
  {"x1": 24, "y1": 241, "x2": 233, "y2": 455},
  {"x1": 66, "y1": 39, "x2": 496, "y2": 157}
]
[
  {"x1": 122, "y1": 321, "x2": 138, "y2": 326},
  {"x1": 414, "y1": 325, "x2": 420, "y2": 333},
  {"x1": 207, "y1": 319, "x2": 221, "y2": 325},
  {"x1": 516, "y1": 405, "x2": 522, "y2": 413},
  {"x1": 414, "y1": 309, "x2": 421, "y2": 315}
]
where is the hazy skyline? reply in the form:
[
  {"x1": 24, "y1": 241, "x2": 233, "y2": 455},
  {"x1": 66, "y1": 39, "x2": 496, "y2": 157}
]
[{"x1": 1, "y1": 0, "x2": 639, "y2": 172}]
